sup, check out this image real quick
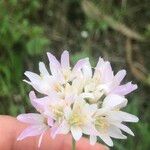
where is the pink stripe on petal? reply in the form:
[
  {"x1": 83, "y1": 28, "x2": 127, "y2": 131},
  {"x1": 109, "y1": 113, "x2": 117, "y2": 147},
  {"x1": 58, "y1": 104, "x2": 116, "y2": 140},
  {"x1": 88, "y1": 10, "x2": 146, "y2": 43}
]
[
  {"x1": 61, "y1": 50, "x2": 70, "y2": 69},
  {"x1": 17, "y1": 125, "x2": 47, "y2": 141}
]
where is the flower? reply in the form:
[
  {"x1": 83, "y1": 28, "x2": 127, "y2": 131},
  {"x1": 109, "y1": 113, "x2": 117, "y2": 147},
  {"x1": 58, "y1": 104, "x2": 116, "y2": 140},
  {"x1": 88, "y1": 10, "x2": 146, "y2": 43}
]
[
  {"x1": 90, "y1": 94, "x2": 139, "y2": 146},
  {"x1": 61, "y1": 97, "x2": 98, "y2": 141},
  {"x1": 17, "y1": 50, "x2": 139, "y2": 147},
  {"x1": 80, "y1": 57, "x2": 137, "y2": 103},
  {"x1": 17, "y1": 113, "x2": 52, "y2": 147},
  {"x1": 24, "y1": 51, "x2": 88, "y2": 96}
]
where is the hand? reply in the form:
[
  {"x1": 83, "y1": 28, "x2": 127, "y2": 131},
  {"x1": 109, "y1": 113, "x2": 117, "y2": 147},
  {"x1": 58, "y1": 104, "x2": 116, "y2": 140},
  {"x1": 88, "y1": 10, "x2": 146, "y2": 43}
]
[{"x1": 0, "y1": 115, "x2": 108, "y2": 150}]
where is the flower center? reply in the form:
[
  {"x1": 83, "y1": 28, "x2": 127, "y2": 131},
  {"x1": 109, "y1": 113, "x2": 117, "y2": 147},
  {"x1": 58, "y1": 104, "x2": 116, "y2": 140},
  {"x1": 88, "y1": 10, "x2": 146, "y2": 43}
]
[
  {"x1": 53, "y1": 83, "x2": 63, "y2": 92},
  {"x1": 95, "y1": 116, "x2": 109, "y2": 133},
  {"x1": 69, "y1": 113, "x2": 83, "y2": 126},
  {"x1": 50, "y1": 105, "x2": 64, "y2": 121}
]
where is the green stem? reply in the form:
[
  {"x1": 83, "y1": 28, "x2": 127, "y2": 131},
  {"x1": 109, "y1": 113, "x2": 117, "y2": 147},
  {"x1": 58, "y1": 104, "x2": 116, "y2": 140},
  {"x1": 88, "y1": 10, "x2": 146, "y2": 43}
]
[{"x1": 72, "y1": 137, "x2": 76, "y2": 150}]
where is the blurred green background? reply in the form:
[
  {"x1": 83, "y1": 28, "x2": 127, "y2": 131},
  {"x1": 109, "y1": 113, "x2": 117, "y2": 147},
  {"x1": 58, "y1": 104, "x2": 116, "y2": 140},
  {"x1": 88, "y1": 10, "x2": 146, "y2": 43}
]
[{"x1": 0, "y1": 0, "x2": 150, "y2": 149}]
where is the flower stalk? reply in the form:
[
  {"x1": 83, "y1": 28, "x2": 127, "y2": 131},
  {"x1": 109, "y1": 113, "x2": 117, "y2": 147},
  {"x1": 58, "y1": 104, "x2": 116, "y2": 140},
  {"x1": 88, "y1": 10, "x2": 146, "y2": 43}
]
[{"x1": 72, "y1": 136, "x2": 76, "y2": 150}]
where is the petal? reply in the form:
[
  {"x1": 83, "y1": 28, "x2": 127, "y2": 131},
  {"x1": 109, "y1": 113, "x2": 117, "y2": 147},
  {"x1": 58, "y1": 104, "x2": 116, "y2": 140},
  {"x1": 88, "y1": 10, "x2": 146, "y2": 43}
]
[
  {"x1": 58, "y1": 121, "x2": 70, "y2": 134},
  {"x1": 47, "y1": 52, "x2": 60, "y2": 68},
  {"x1": 98, "y1": 133, "x2": 113, "y2": 147},
  {"x1": 87, "y1": 104, "x2": 97, "y2": 115},
  {"x1": 17, "y1": 113, "x2": 44, "y2": 124},
  {"x1": 61, "y1": 50, "x2": 70, "y2": 69},
  {"x1": 72, "y1": 58, "x2": 89, "y2": 73},
  {"x1": 24, "y1": 71, "x2": 41, "y2": 83},
  {"x1": 82, "y1": 124, "x2": 98, "y2": 136},
  {"x1": 90, "y1": 135, "x2": 97, "y2": 145},
  {"x1": 47, "y1": 52, "x2": 61, "y2": 76},
  {"x1": 24, "y1": 72, "x2": 51, "y2": 94},
  {"x1": 47, "y1": 117, "x2": 54, "y2": 126},
  {"x1": 96, "y1": 58, "x2": 114, "y2": 83},
  {"x1": 112, "y1": 82, "x2": 138, "y2": 96},
  {"x1": 29, "y1": 91, "x2": 49, "y2": 112},
  {"x1": 39, "y1": 62, "x2": 50, "y2": 76},
  {"x1": 110, "y1": 111, "x2": 139, "y2": 122},
  {"x1": 114, "y1": 123, "x2": 134, "y2": 136},
  {"x1": 108, "y1": 125, "x2": 127, "y2": 139},
  {"x1": 17, "y1": 125, "x2": 47, "y2": 141},
  {"x1": 50, "y1": 123, "x2": 60, "y2": 139},
  {"x1": 113, "y1": 70, "x2": 126, "y2": 86},
  {"x1": 71, "y1": 126, "x2": 82, "y2": 141},
  {"x1": 64, "y1": 106, "x2": 72, "y2": 119},
  {"x1": 38, "y1": 132, "x2": 44, "y2": 148},
  {"x1": 102, "y1": 94, "x2": 128, "y2": 109},
  {"x1": 102, "y1": 62, "x2": 114, "y2": 83},
  {"x1": 82, "y1": 59, "x2": 92, "y2": 79},
  {"x1": 50, "y1": 121, "x2": 69, "y2": 139}
]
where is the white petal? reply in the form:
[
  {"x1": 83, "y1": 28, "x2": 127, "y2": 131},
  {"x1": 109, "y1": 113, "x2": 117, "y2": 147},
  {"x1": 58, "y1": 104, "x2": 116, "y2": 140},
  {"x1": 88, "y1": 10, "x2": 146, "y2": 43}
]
[
  {"x1": 82, "y1": 59, "x2": 92, "y2": 79},
  {"x1": 114, "y1": 123, "x2": 134, "y2": 136},
  {"x1": 64, "y1": 107, "x2": 72, "y2": 119},
  {"x1": 113, "y1": 70, "x2": 126, "y2": 86},
  {"x1": 96, "y1": 58, "x2": 114, "y2": 83},
  {"x1": 39, "y1": 62, "x2": 50, "y2": 75},
  {"x1": 61, "y1": 50, "x2": 70, "y2": 69},
  {"x1": 47, "y1": 52, "x2": 60, "y2": 68},
  {"x1": 82, "y1": 124, "x2": 98, "y2": 135},
  {"x1": 17, "y1": 113, "x2": 44, "y2": 124},
  {"x1": 111, "y1": 111, "x2": 139, "y2": 122},
  {"x1": 102, "y1": 94, "x2": 127, "y2": 109},
  {"x1": 71, "y1": 126, "x2": 82, "y2": 141},
  {"x1": 24, "y1": 71, "x2": 41, "y2": 83},
  {"x1": 58, "y1": 121, "x2": 70, "y2": 134},
  {"x1": 87, "y1": 104, "x2": 97, "y2": 115},
  {"x1": 108, "y1": 125, "x2": 127, "y2": 139},
  {"x1": 47, "y1": 52, "x2": 61, "y2": 77},
  {"x1": 90, "y1": 135, "x2": 97, "y2": 145},
  {"x1": 98, "y1": 133, "x2": 113, "y2": 147},
  {"x1": 17, "y1": 125, "x2": 47, "y2": 141},
  {"x1": 72, "y1": 58, "x2": 89, "y2": 73}
]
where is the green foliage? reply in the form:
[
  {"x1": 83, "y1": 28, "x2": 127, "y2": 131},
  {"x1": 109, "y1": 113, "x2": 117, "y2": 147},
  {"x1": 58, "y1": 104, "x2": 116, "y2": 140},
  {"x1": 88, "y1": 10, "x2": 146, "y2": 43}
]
[{"x1": 0, "y1": 0, "x2": 150, "y2": 149}]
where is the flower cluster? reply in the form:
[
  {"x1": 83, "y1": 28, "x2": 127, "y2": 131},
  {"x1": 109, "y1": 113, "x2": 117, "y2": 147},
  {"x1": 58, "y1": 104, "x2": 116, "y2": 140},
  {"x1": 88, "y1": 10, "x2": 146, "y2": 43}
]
[{"x1": 17, "y1": 51, "x2": 139, "y2": 147}]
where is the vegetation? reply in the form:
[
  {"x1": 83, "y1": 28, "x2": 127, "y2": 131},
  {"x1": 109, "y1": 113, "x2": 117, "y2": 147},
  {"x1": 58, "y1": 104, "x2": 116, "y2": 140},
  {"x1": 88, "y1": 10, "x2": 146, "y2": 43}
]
[{"x1": 0, "y1": 0, "x2": 150, "y2": 149}]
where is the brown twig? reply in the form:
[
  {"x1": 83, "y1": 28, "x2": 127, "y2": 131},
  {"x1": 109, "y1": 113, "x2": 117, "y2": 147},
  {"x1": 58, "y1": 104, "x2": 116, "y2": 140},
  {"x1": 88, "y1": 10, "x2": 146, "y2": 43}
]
[
  {"x1": 125, "y1": 38, "x2": 150, "y2": 86},
  {"x1": 82, "y1": 0, "x2": 145, "y2": 41}
]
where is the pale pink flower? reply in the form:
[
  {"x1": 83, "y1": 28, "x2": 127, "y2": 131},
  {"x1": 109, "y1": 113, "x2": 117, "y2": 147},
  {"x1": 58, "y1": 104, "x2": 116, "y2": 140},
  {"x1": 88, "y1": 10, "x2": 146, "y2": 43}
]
[
  {"x1": 47, "y1": 50, "x2": 88, "y2": 84},
  {"x1": 17, "y1": 113, "x2": 52, "y2": 147},
  {"x1": 90, "y1": 94, "x2": 139, "y2": 146},
  {"x1": 81, "y1": 57, "x2": 137, "y2": 103},
  {"x1": 59, "y1": 98, "x2": 98, "y2": 141},
  {"x1": 24, "y1": 51, "x2": 88, "y2": 96}
]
